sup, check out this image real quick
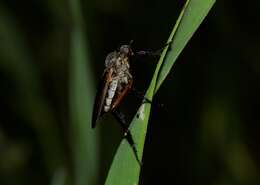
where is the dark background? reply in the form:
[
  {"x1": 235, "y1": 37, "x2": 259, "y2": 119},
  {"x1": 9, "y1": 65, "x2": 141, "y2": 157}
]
[{"x1": 0, "y1": 0, "x2": 259, "y2": 185}]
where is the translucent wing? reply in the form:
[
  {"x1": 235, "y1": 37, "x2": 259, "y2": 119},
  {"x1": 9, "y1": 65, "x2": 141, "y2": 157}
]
[{"x1": 91, "y1": 68, "x2": 113, "y2": 128}]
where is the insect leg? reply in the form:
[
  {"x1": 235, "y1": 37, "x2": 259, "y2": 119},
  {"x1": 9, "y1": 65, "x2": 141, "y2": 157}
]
[
  {"x1": 135, "y1": 40, "x2": 172, "y2": 57},
  {"x1": 135, "y1": 50, "x2": 161, "y2": 56},
  {"x1": 131, "y1": 88, "x2": 163, "y2": 119},
  {"x1": 131, "y1": 88, "x2": 152, "y2": 104},
  {"x1": 112, "y1": 109, "x2": 142, "y2": 165}
]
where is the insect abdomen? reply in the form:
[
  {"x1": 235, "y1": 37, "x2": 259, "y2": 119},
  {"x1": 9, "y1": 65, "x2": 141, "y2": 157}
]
[{"x1": 104, "y1": 79, "x2": 118, "y2": 112}]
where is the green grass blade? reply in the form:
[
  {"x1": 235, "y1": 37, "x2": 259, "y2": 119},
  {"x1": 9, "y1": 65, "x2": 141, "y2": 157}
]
[
  {"x1": 105, "y1": 0, "x2": 215, "y2": 185},
  {"x1": 69, "y1": 30, "x2": 99, "y2": 185},
  {"x1": 155, "y1": 0, "x2": 216, "y2": 92},
  {"x1": 69, "y1": 0, "x2": 100, "y2": 184}
]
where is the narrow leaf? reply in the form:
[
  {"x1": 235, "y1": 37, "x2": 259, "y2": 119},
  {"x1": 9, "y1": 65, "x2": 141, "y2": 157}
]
[
  {"x1": 68, "y1": 0, "x2": 100, "y2": 184},
  {"x1": 105, "y1": 0, "x2": 215, "y2": 185}
]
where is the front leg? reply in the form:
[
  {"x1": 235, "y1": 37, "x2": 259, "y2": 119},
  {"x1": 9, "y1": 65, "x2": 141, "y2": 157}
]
[{"x1": 135, "y1": 40, "x2": 172, "y2": 57}]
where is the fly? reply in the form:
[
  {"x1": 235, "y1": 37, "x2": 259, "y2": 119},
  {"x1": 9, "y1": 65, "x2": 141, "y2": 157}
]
[
  {"x1": 92, "y1": 43, "x2": 134, "y2": 127},
  {"x1": 92, "y1": 40, "x2": 171, "y2": 165}
]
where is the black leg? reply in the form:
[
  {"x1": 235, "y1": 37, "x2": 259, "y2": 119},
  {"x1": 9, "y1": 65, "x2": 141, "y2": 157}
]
[
  {"x1": 131, "y1": 88, "x2": 163, "y2": 107},
  {"x1": 112, "y1": 109, "x2": 142, "y2": 165},
  {"x1": 135, "y1": 40, "x2": 172, "y2": 57},
  {"x1": 135, "y1": 50, "x2": 161, "y2": 57},
  {"x1": 131, "y1": 88, "x2": 153, "y2": 119},
  {"x1": 131, "y1": 88, "x2": 152, "y2": 104},
  {"x1": 131, "y1": 88, "x2": 163, "y2": 118}
]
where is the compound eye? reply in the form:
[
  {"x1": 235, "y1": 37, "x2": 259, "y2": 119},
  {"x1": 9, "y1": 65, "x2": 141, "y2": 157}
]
[{"x1": 120, "y1": 45, "x2": 130, "y2": 54}]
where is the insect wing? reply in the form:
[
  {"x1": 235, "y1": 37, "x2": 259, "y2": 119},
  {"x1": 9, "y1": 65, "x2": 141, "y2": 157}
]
[
  {"x1": 110, "y1": 79, "x2": 133, "y2": 111},
  {"x1": 91, "y1": 68, "x2": 113, "y2": 128}
]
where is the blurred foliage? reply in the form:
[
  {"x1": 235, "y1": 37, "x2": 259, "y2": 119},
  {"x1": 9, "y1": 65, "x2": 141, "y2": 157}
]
[{"x1": 0, "y1": 0, "x2": 259, "y2": 185}]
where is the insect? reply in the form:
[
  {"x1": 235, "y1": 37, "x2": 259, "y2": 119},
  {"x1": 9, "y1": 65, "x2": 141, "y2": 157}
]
[
  {"x1": 92, "y1": 43, "x2": 135, "y2": 127},
  {"x1": 92, "y1": 41, "x2": 170, "y2": 164}
]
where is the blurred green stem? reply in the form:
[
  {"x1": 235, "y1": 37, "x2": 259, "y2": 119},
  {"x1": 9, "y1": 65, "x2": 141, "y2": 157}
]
[{"x1": 68, "y1": 0, "x2": 100, "y2": 185}]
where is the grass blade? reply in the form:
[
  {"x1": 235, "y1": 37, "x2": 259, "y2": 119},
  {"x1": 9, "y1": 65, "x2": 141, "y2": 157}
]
[
  {"x1": 69, "y1": 0, "x2": 100, "y2": 184},
  {"x1": 155, "y1": 0, "x2": 216, "y2": 92},
  {"x1": 105, "y1": 0, "x2": 216, "y2": 185}
]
